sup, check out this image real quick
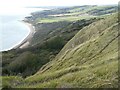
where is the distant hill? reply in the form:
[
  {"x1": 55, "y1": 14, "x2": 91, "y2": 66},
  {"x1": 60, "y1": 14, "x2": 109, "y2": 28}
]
[{"x1": 25, "y1": 5, "x2": 117, "y2": 46}]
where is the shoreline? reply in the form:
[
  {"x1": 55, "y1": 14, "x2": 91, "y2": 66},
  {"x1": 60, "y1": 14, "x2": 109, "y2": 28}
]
[{"x1": 13, "y1": 21, "x2": 35, "y2": 49}]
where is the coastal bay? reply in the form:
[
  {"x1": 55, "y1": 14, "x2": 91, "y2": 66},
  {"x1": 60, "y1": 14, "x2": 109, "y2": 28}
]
[
  {"x1": 1, "y1": 17, "x2": 30, "y2": 51},
  {"x1": 14, "y1": 21, "x2": 35, "y2": 49},
  {"x1": 1, "y1": 8, "x2": 44, "y2": 51}
]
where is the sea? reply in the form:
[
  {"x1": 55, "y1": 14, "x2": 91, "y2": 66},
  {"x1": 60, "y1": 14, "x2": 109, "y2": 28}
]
[{"x1": 0, "y1": 7, "x2": 45, "y2": 51}]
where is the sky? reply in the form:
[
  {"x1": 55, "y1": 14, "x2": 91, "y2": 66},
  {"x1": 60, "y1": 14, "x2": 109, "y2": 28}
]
[
  {"x1": 0, "y1": 0, "x2": 119, "y2": 8},
  {"x1": 0, "y1": 0, "x2": 119, "y2": 15}
]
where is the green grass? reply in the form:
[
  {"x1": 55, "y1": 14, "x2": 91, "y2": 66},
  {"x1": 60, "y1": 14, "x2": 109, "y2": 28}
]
[
  {"x1": 2, "y1": 76, "x2": 23, "y2": 88},
  {"x1": 16, "y1": 59, "x2": 118, "y2": 88},
  {"x1": 36, "y1": 15, "x2": 96, "y2": 23}
]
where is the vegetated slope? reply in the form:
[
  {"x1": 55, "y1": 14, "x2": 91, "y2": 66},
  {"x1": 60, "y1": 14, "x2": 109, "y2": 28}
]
[
  {"x1": 2, "y1": 18, "x2": 97, "y2": 77},
  {"x1": 18, "y1": 13, "x2": 119, "y2": 88},
  {"x1": 1, "y1": 5, "x2": 118, "y2": 88}
]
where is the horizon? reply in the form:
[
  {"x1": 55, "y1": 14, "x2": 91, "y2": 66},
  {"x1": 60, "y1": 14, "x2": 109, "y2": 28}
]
[
  {"x1": 0, "y1": 3, "x2": 118, "y2": 15},
  {"x1": 25, "y1": 4, "x2": 118, "y2": 8},
  {"x1": 0, "y1": 0, "x2": 119, "y2": 8}
]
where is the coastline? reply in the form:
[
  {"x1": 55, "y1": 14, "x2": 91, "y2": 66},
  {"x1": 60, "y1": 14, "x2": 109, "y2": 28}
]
[{"x1": 13, "y1": 21, "x2": 35, "y2": 49}]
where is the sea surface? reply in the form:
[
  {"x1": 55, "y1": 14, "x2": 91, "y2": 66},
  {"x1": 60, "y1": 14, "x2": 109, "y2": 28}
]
[{"x1": 0, "y1": 8, "x2": 45, "y2": 51}]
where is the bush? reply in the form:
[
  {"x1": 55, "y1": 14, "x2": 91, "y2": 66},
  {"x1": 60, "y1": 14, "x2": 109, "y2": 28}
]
[{"x1": 46, "y1": 36, "x2": 65, "y2": 50}]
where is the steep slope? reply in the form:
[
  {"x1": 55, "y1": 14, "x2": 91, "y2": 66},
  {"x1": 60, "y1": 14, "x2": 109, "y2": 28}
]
[
  {"x1": 2, "y1": 5, "x2": 117, "y2": 78},
  {"x1": 19, "y1": 13, "x2": 118, "y2": 88}
]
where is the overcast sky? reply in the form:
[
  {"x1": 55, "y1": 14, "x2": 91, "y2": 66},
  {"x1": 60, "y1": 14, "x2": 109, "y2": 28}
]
[
  {"x1": 0, "y1": 0, "x2": 119, "y2": 15},
  {"x1": 0, "y1": 0, "x2": 119, "y2": 8}
]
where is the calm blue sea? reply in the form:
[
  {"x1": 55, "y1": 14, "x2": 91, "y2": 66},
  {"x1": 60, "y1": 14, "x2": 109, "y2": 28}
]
[{"x1": 0, "y1": 8, "x2": 44, "y2": 51}]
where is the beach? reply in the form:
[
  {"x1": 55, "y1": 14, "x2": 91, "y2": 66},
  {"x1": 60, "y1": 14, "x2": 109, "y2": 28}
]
[{"x1": 13, "y1": 21, "x2": 35, "y2": 49}]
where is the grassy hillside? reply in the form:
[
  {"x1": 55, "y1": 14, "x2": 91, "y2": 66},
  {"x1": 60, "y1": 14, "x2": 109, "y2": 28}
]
[
  {"x1": 14, "y1": 13, "x2": 118, "y2": 88},
  {"x1": 3, "y1": 5, "x2": 106, "y2": 77},
  {"x1": 1, "y1": 5, "x2": 118, "y2": 88}
]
